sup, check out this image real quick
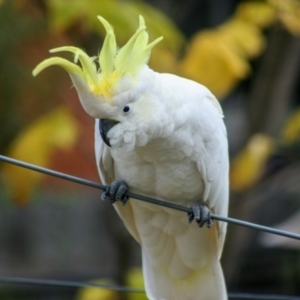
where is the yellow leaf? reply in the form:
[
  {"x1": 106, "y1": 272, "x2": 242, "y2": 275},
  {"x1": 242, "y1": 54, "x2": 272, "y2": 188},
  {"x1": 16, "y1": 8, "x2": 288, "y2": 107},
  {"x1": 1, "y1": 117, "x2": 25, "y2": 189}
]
[
  {"x1": 149, "y1": 47, "x2": 178, "y2": 73},
  {"x1": 2, "y1": 106, "x2": 79, "y2": 205},
  {"x1": 219, "y1": 19, "x2": 266, "y2": 59},
  {"x1": 230, "y1": 134, "x2": 274, "y2": 192},
  {"x1": 268, "y1": 0, "x2": 300, "y2": 36},
  {"x1": 235, "y1": 2, "x2": 276, "y2": 29},
  {"x1": 75, "y1": 279, "x2": 120, "y2": 300},
  {"x1": 179, "y1": 29, "x2": 250, "y2": 98},
  {"x1": 280, "y1": 10, "x2": 300, "y2": 36},
  {"x1": 125, "y1": 267, "x2": 147, "y2": 300},
  {"x1": 280, "y1": 109, "x2": 300, "y2": 145},
  {"x1": 179, "y1": 4, "x2": 268, "y2": 99}
]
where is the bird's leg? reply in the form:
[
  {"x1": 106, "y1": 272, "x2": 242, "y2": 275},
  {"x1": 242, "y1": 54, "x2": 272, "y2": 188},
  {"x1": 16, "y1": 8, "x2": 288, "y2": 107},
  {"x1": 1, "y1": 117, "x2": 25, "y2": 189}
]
[
  {"x1": 101, "y1": 180, "x2": 129, "y2": 205},
  {"x1": 188, "y1": 201, "x2": 213, "y2": 228}
]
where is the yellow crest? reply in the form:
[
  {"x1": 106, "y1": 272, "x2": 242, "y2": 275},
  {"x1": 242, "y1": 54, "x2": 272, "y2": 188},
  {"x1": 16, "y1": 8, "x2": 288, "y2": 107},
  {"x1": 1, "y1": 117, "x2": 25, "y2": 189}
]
[{"x1": 33, "y1": 16, "x2": 163, "y2": 97}]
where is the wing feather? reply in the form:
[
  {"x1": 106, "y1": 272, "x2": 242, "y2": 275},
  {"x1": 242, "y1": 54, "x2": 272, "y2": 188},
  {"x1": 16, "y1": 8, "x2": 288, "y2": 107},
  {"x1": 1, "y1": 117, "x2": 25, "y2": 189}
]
[
  {"x1": 94, "y1": 119, "x2": 141, "y2": 244},
  {"x1": 195, "y1": 95, "x2": 229, "y2": 255}
]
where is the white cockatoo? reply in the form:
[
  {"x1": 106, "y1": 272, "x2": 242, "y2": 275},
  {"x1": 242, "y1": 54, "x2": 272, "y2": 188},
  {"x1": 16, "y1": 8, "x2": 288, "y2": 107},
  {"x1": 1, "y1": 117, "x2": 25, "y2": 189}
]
[{"x1": 33, "y1": 16, "x2": 229, "y2": 300}]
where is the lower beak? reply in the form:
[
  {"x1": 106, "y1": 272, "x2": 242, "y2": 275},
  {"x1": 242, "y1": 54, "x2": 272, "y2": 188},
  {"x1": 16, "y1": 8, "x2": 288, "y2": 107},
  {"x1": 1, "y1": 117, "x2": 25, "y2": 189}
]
[{"x1": 99, "y1": 119, "x2": 119, "y2": 147}]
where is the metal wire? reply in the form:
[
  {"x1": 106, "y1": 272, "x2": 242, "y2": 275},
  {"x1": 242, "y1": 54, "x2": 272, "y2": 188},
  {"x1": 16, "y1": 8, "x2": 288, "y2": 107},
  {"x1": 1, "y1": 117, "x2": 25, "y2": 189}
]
[
  {"x1": 0, "y1": 277, "x2": 299, "y2": 299},
  {"x1": 1, "y1": 154, "x2": 300, "y2": 241},
  {"x1": 228, "y1": 293, "x2": 300, "y2": 300},
  {"x1": 0, "y1": 276, "x2": 143, "y2": 293}
]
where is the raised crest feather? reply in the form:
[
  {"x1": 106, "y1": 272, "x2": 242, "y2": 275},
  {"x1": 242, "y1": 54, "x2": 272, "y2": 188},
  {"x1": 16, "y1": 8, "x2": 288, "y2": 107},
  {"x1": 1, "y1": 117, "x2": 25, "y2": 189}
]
[
  {"x1": 98, "y1": 16, "x2": 117, "y2": 77},
  {"x1": 33, "y1": 15, "x2": 163, "y2": 97}
]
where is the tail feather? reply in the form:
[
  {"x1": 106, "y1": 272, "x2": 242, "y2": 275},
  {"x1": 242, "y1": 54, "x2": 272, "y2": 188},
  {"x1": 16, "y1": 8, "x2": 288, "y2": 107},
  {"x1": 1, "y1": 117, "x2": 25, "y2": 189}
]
[
  {"x1": 141, "y1": 226, "x2": 227, "y2": 300},
  {"x1": 142, "y1": 249, "x2": 226, "y2": 300},
  {"x1": 124, "y1": 202, "x2": 227, "y2": 299}
]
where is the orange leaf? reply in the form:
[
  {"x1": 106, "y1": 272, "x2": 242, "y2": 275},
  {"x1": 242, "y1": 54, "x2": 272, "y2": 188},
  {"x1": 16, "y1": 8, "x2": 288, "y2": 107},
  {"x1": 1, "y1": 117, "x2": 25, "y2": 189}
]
[{"x1": 2, "y1": 106, "x2": 79, "y2": 205}]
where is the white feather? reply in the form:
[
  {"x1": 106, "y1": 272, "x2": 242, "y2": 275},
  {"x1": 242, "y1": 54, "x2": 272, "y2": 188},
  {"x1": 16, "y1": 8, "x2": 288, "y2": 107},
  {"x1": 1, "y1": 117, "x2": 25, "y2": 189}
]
[{"x1": 94, "y1": 70, "x2": 229, "y2": 300}]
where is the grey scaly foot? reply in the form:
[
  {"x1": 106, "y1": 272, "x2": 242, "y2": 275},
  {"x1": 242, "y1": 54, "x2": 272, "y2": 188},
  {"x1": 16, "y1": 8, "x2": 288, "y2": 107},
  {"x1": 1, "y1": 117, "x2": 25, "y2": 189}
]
[
  {"x1": 188, "y1": 202, "x2": 213, "y2": 228},
  {"x1": 101, "y1": 180, "x2": 129, "y2": 205}
]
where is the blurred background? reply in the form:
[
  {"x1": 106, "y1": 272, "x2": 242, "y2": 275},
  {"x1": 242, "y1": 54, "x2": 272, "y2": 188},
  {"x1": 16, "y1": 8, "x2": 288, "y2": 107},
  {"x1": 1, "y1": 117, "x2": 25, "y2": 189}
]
[{"x1": 0, "y1": 0, "x2": 300, "y2": 299}]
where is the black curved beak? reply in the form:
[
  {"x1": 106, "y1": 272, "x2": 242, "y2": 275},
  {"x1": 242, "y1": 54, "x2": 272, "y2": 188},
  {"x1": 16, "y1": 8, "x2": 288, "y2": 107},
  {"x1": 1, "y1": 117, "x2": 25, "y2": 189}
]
[{"x1": 99, "y1": 119, "x2": 119, "y2": 147}]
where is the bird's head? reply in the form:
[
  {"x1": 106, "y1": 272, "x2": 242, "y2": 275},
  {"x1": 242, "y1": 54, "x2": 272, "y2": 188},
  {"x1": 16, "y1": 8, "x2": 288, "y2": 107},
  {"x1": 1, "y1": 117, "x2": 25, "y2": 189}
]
[{"x1": 33, "y1": 16, "x2": 164, "y2": 149}]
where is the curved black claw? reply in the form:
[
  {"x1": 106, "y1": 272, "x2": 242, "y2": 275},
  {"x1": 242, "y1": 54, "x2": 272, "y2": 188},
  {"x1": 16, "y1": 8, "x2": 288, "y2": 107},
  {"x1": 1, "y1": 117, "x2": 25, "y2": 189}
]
[
  {"x1": 101, "y1": 180, "x2": 129, "y2": 205},
  {"x1": 188, "y1": 202, "x2": 213, "y2": 228}
]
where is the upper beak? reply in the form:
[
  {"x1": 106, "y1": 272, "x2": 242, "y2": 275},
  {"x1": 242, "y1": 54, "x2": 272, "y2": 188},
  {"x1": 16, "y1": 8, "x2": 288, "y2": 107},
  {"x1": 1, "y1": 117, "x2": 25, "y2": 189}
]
[{"x1": 99, "y1": 119, "x2": 119, "y2": 147}]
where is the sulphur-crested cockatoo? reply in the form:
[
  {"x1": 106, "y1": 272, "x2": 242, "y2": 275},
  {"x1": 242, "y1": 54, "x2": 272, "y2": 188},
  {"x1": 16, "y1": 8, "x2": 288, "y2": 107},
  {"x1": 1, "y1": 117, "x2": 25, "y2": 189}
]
[{"x1": 33, "y1": 16, "x2": 229, "y2": 300}]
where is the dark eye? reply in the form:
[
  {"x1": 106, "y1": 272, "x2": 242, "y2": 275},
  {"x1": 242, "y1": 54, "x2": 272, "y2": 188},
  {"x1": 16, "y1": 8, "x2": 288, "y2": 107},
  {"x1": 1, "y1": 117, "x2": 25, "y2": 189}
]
[{"x1": 123, "y1": 105, "x2": 130, "y2": 113}]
